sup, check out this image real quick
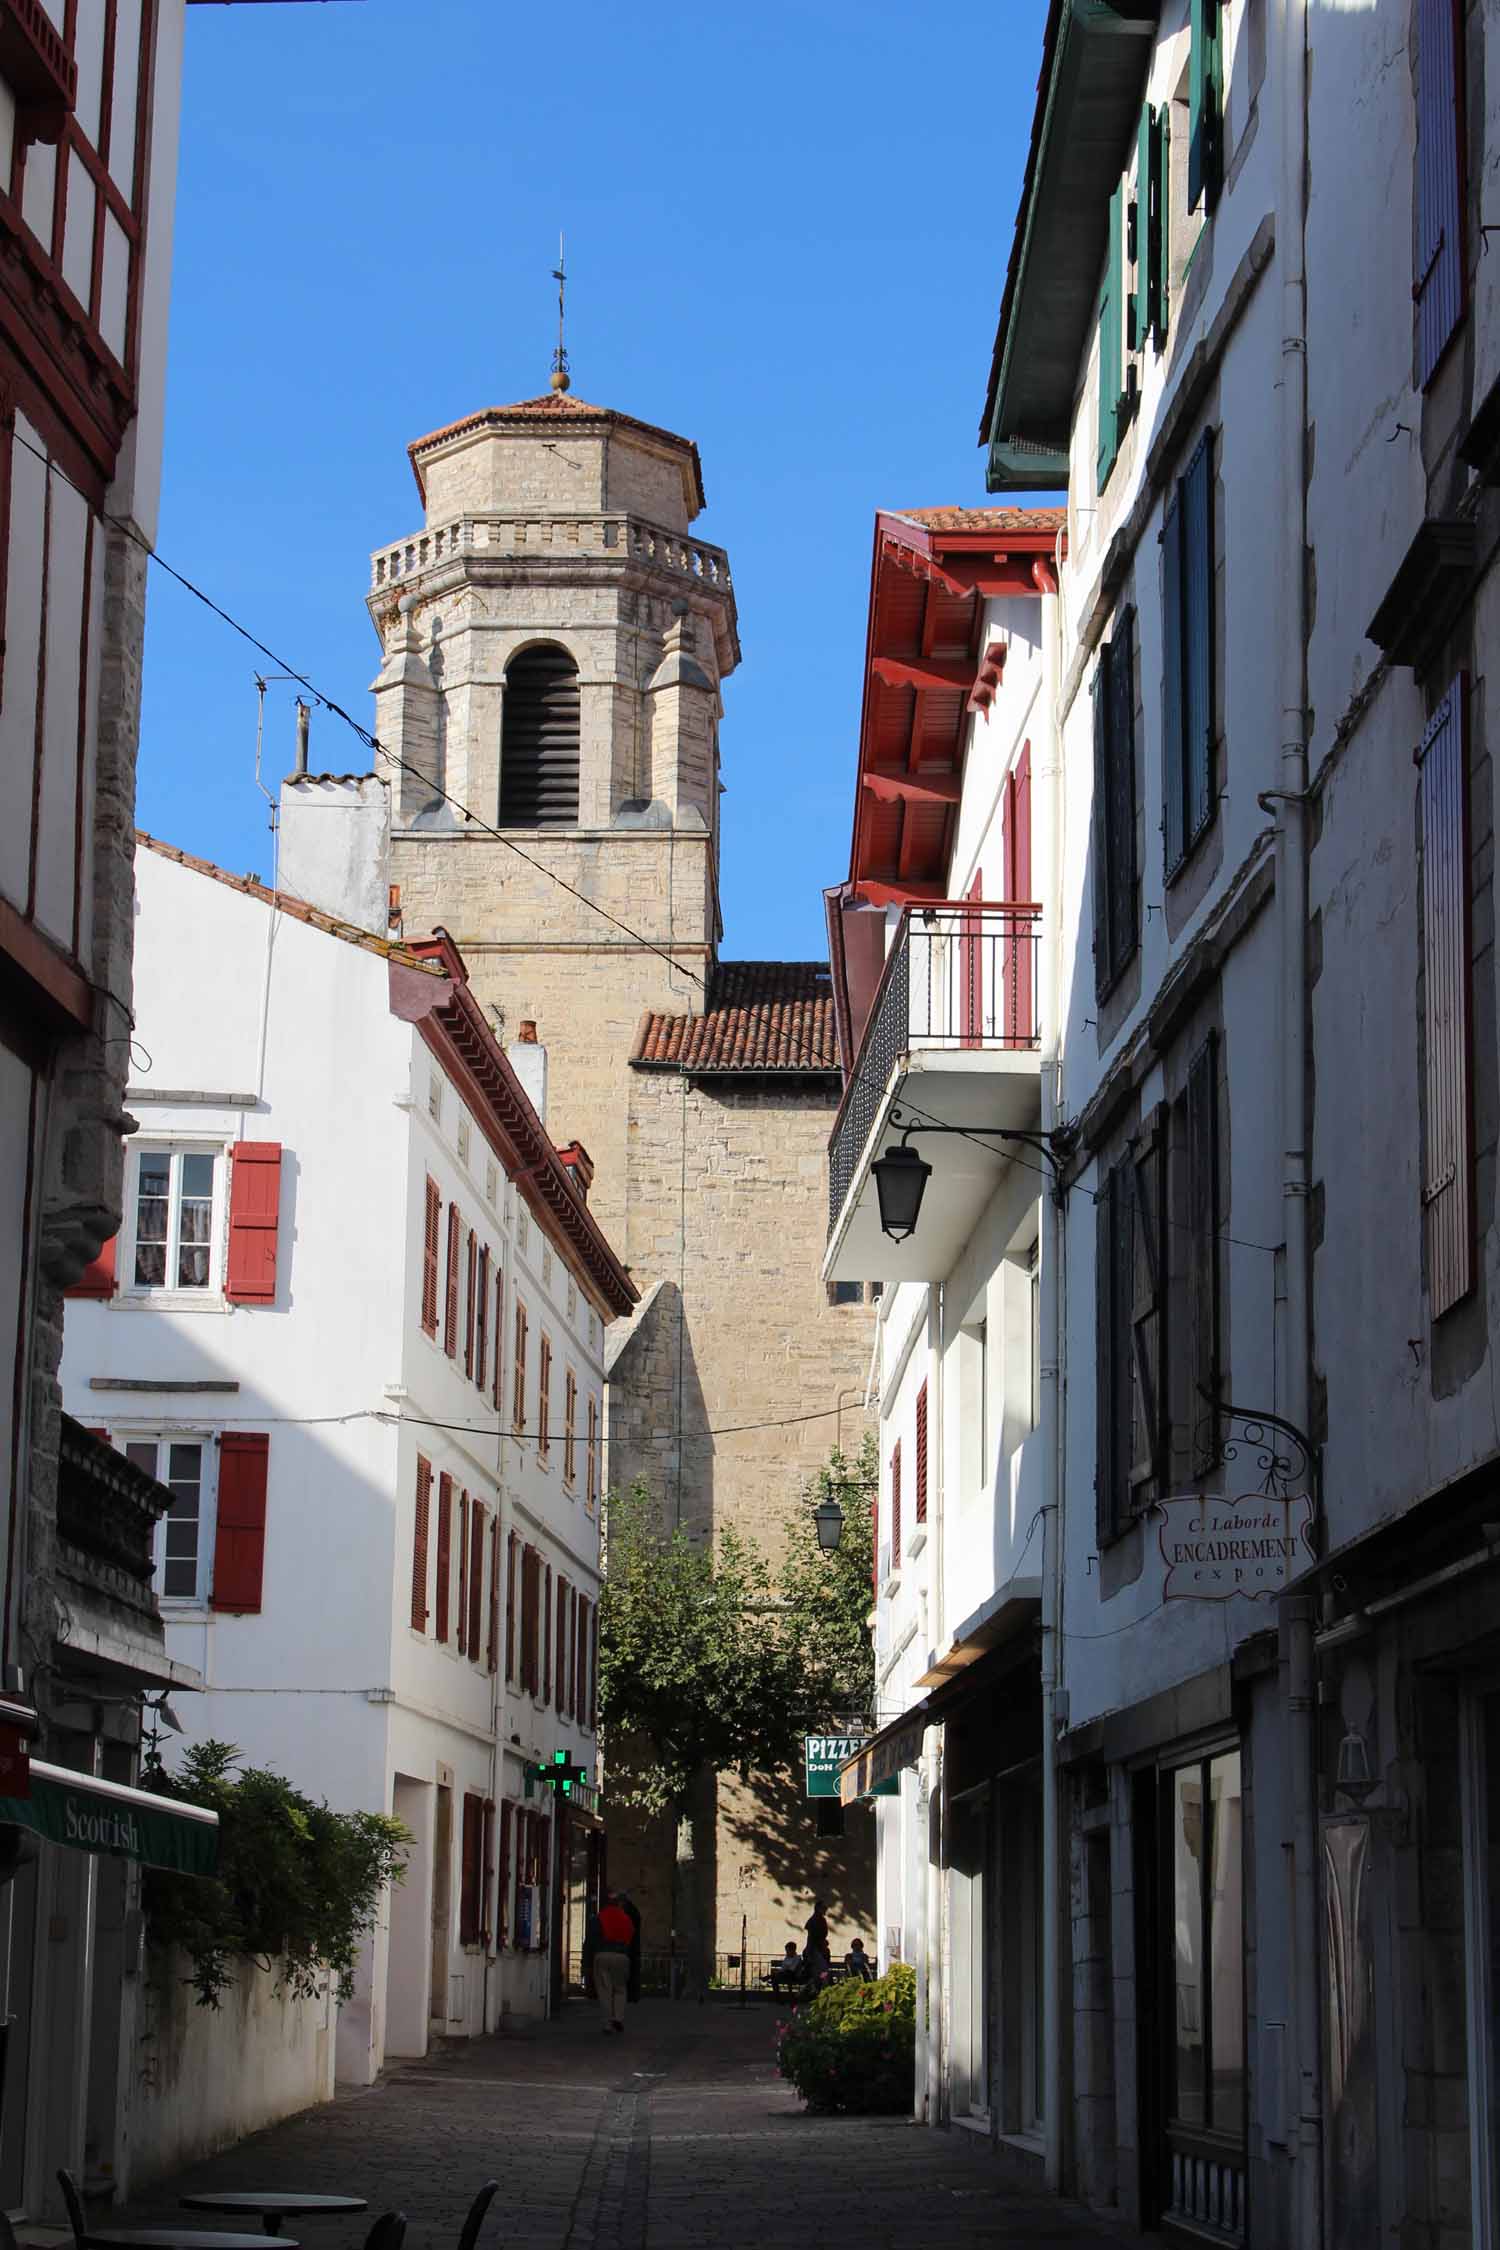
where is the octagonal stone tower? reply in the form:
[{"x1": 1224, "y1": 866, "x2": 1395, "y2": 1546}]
[{"x1": 369, "y1": 392, "x2": 740, "y2": 1248}]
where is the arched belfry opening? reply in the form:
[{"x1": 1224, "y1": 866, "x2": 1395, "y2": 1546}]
[{"x1": 500, "y1": 643, "x2": 580, "y2": 827}]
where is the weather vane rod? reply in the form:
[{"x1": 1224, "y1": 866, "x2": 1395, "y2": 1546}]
[{"x1": 550, "y1": 232, "x2": 570, "y2": 393}]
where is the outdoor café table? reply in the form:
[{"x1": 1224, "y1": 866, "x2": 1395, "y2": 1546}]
[
  {"x1": 89, "y1": 2231, "x2": 301, "y2": 2250},
  {"x1": 181, "y1": 2198, "x2": 369, "y2": 2237}
]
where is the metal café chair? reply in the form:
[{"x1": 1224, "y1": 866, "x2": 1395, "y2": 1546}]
[
  {"x1": 360, "y1": 2217, "x2": 407, "y2": 2250},
  {"x1": 455, "y1": 2184, "x2": 498, "y2": 2250}
]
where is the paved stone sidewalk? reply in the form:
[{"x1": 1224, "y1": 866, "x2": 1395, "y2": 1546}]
[{"x1": 104, "y1": 2001, "x2": 1141, "y2": 2250}]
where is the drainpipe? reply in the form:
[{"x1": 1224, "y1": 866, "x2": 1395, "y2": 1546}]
[
  {"x1": 1269, "y1": 1, "x2": 1321, "y2": 2245},
  {"x1": 1040, "y1": 542, "x2": 1066, "y2": 2196}
]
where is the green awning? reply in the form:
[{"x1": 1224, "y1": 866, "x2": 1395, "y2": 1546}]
[{"x1": 0, "y1": 1759, "x2": 218, "y2": 1875}]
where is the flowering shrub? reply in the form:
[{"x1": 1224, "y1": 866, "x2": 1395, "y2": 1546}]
[{"x1": 776, "y1": 1962, "x2": 917, "y2": 2113}]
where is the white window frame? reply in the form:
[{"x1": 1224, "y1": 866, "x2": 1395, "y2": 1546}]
[
  {"x1": 122, "y1": 1143, "x2": 228, "y2": 1302},
  {"x1": 121, "y1": 1430, "x2": 218, "y2": 1607}
]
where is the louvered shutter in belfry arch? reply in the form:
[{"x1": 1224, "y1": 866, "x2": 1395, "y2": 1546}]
[
  {"x1": 1182, "y1": 431, "x2": 1215, "y2": 847},
  {"x1": 500, "y1": 646, "x2": 581, "y2": 827},
  {"x1": 1415, "y1": 0, "x2": 1466, "y2": 389},
  {"x1": 1418, "y1": 679, "x2": 1474, "y2": 1318}
]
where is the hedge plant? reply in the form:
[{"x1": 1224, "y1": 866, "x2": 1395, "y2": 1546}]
[
  {"x1": 143, "y1": 1740, "x2": 408, "y2": 2009},
  {"x1": 776, "y1": 1962, "x2": 917, "y2": 2113}
]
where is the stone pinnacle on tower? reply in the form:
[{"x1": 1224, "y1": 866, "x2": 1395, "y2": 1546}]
[{"x1": 550, "y1": 232, "x2": 570, "y2": 393}]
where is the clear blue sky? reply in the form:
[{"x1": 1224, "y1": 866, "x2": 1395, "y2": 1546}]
[{"x1": 138, "y1": 0, "x2": 1048, "y2": 964}]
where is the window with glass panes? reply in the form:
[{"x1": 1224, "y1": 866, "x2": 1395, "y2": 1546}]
[
  {"x1": 130, "y1": 1149, "x2": 218, "y2": 1291},
  {"x1": 1166, "y1": 1747, "x2": 1244, "y2": 2136},
  {"x1": 125, "y1": 1437, "x2": 209, "y2": 1600}
]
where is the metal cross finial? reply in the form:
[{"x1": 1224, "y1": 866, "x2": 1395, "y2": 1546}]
[{"x1": 550, "y1": 232, "x2": 570, "y2": 393}]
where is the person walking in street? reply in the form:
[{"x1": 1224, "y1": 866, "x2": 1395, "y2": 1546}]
[{"x1": 583, "y1": 1890, "x2": 637, "y2": 2034}]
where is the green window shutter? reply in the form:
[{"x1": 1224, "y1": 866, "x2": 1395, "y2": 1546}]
[
  {"x1": 1137, "y1": 105, "x2": 1167, "y2": 352},
  {"x1": 1096, "y1": 181, "x2": 1125, "y2": 492},
  {"x1": 1092, "y1": 656, "x2": 1113, "y2": 999},
  {"x1": 1135, "y1": 107, "x2": 1152, "y2": 355},
  {"x1": 1162, "y1": 484, "x2": 1185, "y2": 874},
  {"x1": 1156, "y1": 105, "x2": 1171, "y2": 340},
  {"x1": 1182, "y1": 429, "x2": 1215, "y2": 844},
  {"x1": 1189, "y1": 0, "x2": 1223, "y2": 215}
]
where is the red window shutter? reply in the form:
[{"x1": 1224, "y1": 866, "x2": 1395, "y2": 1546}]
[
  {"x1": 521, "y1": 1543, "x2": 537, "y2": 1691},
  {"x1": 498, "y1": 1800, "x2": 513, "y2": 1946},
  {"x1": 564, "y1": 1370, "x2": 577, "y2": 1485},
  {"x1": 587, "y1": 1395, "x2": 598, "y2": 1510},
  {"x1": 536, "y1": 1815, "x2": 550, "y2": 1948},
  {"x1": 1009, "y1": 745, "x2": 1034, "y2": 1044},
  {"x1": 543, "y1": 1563, "x2": 553, "y2": 1705},
  {"x1": 421, "y1": 1178, "x2": 440, "y2": 1335},
  {"x1": 487, "y1": 1515, "x2": 501, "y2": 1674},
  {"x1": 492, "y1": 1270, "x2": 504, "y2": 1410},
  {"x1": 464, "y1": 1231, "x2": 476, "y2": 1379},
  {"x1": 411, "y1": 1455, "x2": 432, "y2": 1629},
  {"x1": 555, "y1": 1575, "x2": 568, "y2": 1707},
  {"x1": 459, "y1": 1792, "x2": 482, "y2": 1945},
  {"x1": 588, "y1": 1604, "x2": 598, "y2": 1730},
  {"x1": 538, "y1": 1335, "x2": 552, "y2": 1461},
  {"x1": 468, "y1": 1499, "x2": 485, "y2": 1659},
  {"x1": 1416, "y1": 0, "x2": 1466, "y2": 389},
  {"x1": 480, "y1": 1797, "x2": 495, "y2": 1946},
  {"x1": 211, "y1": 1433, "x2": 270, "y2": 1612},
  {"x1": 436, "y1": 1473, "x2": 453, "y2": 1643},
  {"x1": 1419, "y1": 677, "x2": 1474, "y2": 1316},
  {"x1": 891, "y1": 1441, "x2": 902, "y2": 1571},
  {"x1": 66, "y1": 1235, "x2": 117, "y2": 1300},
  {"x1": 457, "y1": 1490, "x2": 470, "y2": 1655},
  {"x1": 513, "y1": 1302, "x2": 528, "y2": 1430},
  {"x1": 475, "y1": 1246, "x2": 489, "y2": 1392},
  {"x1": 225, "y1": 1143, "x2": 282, "y2": 1305},
  {"x1": 505, "y1": 1529, "x2": 518, "y2": 1682},
  {"x1": 915, "y1": 1383, "x2": 929, "y2": 1525},
  {"x1": 445, "y1": 1207, "x2": 461, "y2": 1357}
]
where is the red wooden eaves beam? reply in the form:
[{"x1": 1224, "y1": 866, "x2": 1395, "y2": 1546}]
[
  {"x1": 870, "y1": 654, "x2": 975, "y2": 693},
  {"x1": 862, "y1": 768, "x2": 961, "y2": 807}
]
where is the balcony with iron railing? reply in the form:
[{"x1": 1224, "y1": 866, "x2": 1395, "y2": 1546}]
[{"x1": 824, "y1": 903, "x2": 1044, "y2": 1284}]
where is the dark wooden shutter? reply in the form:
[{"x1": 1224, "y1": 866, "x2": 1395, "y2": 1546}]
[
  {"x1": 1097, "y1": 179, "x2": 1125, "y2": 491},
  {"x1": 588, "y1": 1603, "x2": 598, "y2": 1729},
  {"x1": 505, "y1": 1529, "x2": 518, "y2": 1682},
  {"x1": 536, "y1": 1816, "x2": 551, "y2": 1948},
  {"x1": 576, "y1": 1594, "x2": 589, "y2": 1719},
  {"x1": 522, "y1": 1544, "x2": 538, "y2": 1692},
  {"x1": 480, "y1": 1798, "x2": 495, "y2": 1945},
  {"x1": 1189, "y1": 0, "x2": 1222, "y2": 214},
  {"x1": 915, "y1": 1383, "x2": 928, "y2": 1525},
  {"x1": 493, "y1": 1269, "x2": 505, "y2": 1410},
  {"x1": 500, "y1": 646, "x2": 581, "y2": 828},
  {"x1": 487, "y1": 1516, "x2": 501, "y2": 1673},
  {"x1": 1092, "y1": 661, "x2": 1113, "y2": 994},
  {"x1": 871, "y1": 1474, "x2": 880, "y2": 1600},
  {"x1": 1109, "y1": 610, "x2": 1137, "y2": 981},
  {"x1": 459, "y1": 1793, "x2": 483, "y2": 1946},
  {"x1": 556, "y1": 1575, "x2": 568, "y2": 1707},
  {"x1": 445, "y1": 1207, "x2": 461, "y2": 1357},
  {"x1": 66, "y1": 1234, "x2": 117, "y2": 1299},
  {"x1": 421, "y1": 1178, "x2": 440, "y2": 1335},
  {"x1": 1182, "y1": 431, "x2": 1215, "y2": 848},
  {"x1": 1186, "y1": 1034, "x2": 1222, "y2": 1468},
  {"x1": 543, "y1": 1563, "x2": 553, "y2": 1706},
  {"x1": 468, "y1": 1500, "x2": 485, "y2": 1659},
  {"x1": 475, "y1": 1246, "x2": 489, "y2": 1391},
  {"x1": 1419, "y1": 678, "x2": 1474, "y2": 1316},
  {"x1": 498, "y1": 1801, "x2": 513, "y2": 1945},
  {"x1": 225, "y1": 1143, "x2": 282, "y2": 1304},
  {"x1": 436, "y1": 1474, "x2": 453, "y2": 1643},
  {"x1": 1130, "y1": 1117, "x2": 1166, "y2": 1493},
  {"x1": 1162, "y1": 483, "x2": 1186, "y2": 873},
  {"x1": 1096, "y1": 1169, "x2": 1118, "y2": 1540},
  {"x1": 890, "y1": 1442, "x2": 902, "y2": 1572},
  {"x1": 464, "y1": 1231, "x2": 476, "y2": 1379},
  {"x1": 538, "y1": 1335, "x2": 552, "y2": 1461},
  {"x1": 514, "y1": 1301, "x2": 527, "y2": 1429},
  {"x1": 211, "y1": 1433, "x2": 270, "y2": 1612},
  {"x1": 457, "y1": 1491, "x2": 470, "y2": 1656},
  {"x1": 1416, "y1": 0, "x2": 1466, "y2": 389},
  {"x1": 412, "y1": 1456, "x2": 432, "y2": 1629}
]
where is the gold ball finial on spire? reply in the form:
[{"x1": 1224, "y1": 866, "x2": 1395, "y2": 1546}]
[{"x1": 550, "y1": 364, "x2": 570, "y2": 393}]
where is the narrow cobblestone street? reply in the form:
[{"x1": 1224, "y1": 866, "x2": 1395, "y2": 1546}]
[{"x1": 103, "y1": 2002, "x2": 1139, "y2": 2250}]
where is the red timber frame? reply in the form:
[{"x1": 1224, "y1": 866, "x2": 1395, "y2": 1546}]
[{"x1": 845, "y1": 508, "x2": 1065, "y2": 912}]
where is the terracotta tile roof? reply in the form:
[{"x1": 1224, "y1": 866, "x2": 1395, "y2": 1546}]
[
  {"x1": 408, "y1": 394, "x2": 707, "y2": 510},
  {"x1": 135, "y1": 831, "x2": 441, "y2": 973},
  {"x1": 888, "y1": 505, "x2": 1069, "y2": 534},
  {"x1": 631, "y1": 962, "x2": 839, "y2": 1074}
]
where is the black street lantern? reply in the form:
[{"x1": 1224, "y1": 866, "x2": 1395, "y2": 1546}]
[
  {"x1": 871, "y1": 1139, "x2": 932, "y2": 1242},
  {"x1": 812, "y1": 1495, "x2": 844, "y2": 1552}
]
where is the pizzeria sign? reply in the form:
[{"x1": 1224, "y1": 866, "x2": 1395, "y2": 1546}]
[{"x1": 1156, "y1": 1490, "x2": 1315, "y2": 1601}]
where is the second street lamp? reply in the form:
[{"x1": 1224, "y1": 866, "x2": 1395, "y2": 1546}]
[{"x1": 812, "y1": 1494, "x2": 845, "y2": 1552}]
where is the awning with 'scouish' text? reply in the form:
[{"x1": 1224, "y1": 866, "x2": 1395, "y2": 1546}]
[{"x1": 0, "y1": 1760, "x2": 218, "y2": 1875}]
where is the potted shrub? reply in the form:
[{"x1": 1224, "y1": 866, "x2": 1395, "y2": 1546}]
[{"x1": 776, "y1": 1962, "x2": 916, "y2": 2114}]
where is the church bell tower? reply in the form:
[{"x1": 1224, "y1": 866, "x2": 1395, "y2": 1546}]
[{"x1": 367, "y1": 390, "x2": 741, "y2": 1239}]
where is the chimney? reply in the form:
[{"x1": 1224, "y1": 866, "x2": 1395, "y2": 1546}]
[
  {"x1": 277, "y1": 708, "x2": 390, "y2": 935},
  {"x1": 556, "y1": 1141, "x2": 594, "y2": 1201},
  {"x1": 507, "y1": 1021, "x2": 547, "y2": 1124}
]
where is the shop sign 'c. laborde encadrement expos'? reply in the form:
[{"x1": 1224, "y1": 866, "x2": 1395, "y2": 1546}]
[{"x1": 1156, "y1": 1403, "x2": 1318, "y2": 1603}]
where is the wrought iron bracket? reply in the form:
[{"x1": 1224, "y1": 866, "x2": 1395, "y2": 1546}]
[{"x1": 888, "y1": 1105, "x2": 1069, "y2": 1186}]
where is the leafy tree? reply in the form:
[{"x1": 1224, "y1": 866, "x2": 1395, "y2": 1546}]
[
  {"x1": 143, "y1": 1740, "x2": 409, "y2": 2009},
  {"x1": 778, "y1": 1435, "x2": 876, "y2": 1727}
]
